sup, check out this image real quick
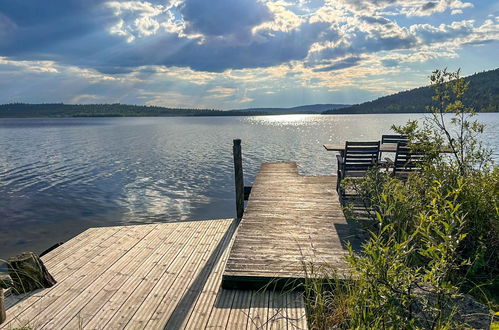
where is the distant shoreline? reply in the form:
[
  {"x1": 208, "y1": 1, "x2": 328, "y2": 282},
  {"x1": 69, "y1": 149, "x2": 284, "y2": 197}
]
[
  {"x1": 0, "y1": 103, "x2": 350, "y2": 118},
  {"x1": 1, "y1": 110, "x2": 498, "y2": 119}
]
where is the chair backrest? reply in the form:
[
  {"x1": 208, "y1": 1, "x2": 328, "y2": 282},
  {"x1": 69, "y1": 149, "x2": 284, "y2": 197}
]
[
  {"x1": 393, "y1": 142, "x2": 425, "y2": 174},
  {"x1": 381, "y1": 134, "x2": 408, "y2": 144},
  {"x1": 343, "y1": 141, "x2": 380, "y2": 171}
]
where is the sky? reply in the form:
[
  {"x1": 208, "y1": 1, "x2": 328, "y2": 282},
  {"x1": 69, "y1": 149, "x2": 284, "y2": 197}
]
[{"x1": 0, "y1": 0, "x2": 498, "y2": 109}]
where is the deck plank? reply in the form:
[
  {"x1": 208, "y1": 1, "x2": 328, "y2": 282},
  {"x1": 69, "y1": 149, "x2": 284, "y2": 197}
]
[
  {"x1": 222, "y1": 162, "x2": 352, "y2": 289},
  {"x1": 2, "y1": 226, "x2": 132, "y2": 324},
  {"x1": 44, "y1": 223, "x2": 183, "y2": 329},
  {"x1": 86, "y1": 220, "x2": 219, "y2": 329},
  {"x1": 140, "y1": 220, "x2": 229, "y2": 329},
  {"x1": 2, "y1": 225, "x2": 157, "y2": 329},
  {"x1": 2, "y1": 218, "x2": 309, "y2": 329},
  {"x1": 37, "y1": 224, "x2": 164, "y2": 329},
  {"x1": 61, "y1": 221, "x2": 196, "y2": 329}
]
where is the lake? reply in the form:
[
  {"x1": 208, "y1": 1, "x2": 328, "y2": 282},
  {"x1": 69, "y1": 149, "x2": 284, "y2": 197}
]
[{"x1": 1, "y1": 113, "x2": 498, "y2": 259}]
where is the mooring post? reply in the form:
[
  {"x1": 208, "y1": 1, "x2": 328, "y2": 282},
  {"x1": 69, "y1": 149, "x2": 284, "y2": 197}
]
[
  {"x1": 0, "y1": 289, "x2": 5, "y2": 325},
  {"x1": 233, "y1": 139, "x2": 244, "y2": 220}
]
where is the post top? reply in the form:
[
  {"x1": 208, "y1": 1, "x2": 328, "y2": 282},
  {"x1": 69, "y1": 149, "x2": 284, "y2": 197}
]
[{"x1": 233, "y1": 139, "x2": 241, "y2": 145}]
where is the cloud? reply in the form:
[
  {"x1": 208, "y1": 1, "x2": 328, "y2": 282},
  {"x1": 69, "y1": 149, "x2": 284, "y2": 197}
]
[
  {"x1": 0, "y1": 0, "x2": 498, "y2": 108},
  {"x1": 181, "y1": 0, "x2": 272, "y2": 38},
  {"x1": 313, "y1": 56, "x2": 362, "y2": 71},
  {"x1": 1, "y1": 0, "x2": 496, "y2": 75},
  {"x1": 410, "y1": 18, "x2": 499, "y2": 45},
  {"x1": 207, "y1": 87, "x2": 236, "y2": 98},
  {"x1": 333, "y1": 0, "x2": 474, "y2": 17},
  {"x1": 71, "y1": 94, "x2": 101, "y2": 103},
  {"x1": 253, "y1": 1, "x2": 303, "y2": 33}
]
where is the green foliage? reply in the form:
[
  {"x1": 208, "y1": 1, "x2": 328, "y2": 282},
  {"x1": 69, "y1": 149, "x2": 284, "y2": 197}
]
[
  {"x1": 307, "y1": 69, "x2": 498, "y2": 329},
  {"x1": 303, "y1": 266, "x2": 353, "y2": 329},
  {"x1": 343, "y1": 180, "x2": 469, "y2": 329}
]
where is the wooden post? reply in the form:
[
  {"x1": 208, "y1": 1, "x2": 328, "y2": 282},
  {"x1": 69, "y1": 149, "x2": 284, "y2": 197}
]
[
  {"x1": 233, "y1": 139, "x2": 244, "y2": 220},
  {"x1": 0, "y1": 289, "x2": 5, "y2": 325}
]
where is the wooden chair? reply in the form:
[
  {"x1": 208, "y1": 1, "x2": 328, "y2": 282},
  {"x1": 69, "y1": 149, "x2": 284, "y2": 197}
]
[
  {"x1": 381, "y1": 134, "x2": 408, "y2": 144},
  {"x1": 380, "y1": 134, "x2": 408, "y2": 163},
  {"x1": 336, "y1": 141, "x2": 380, "y2": 200},
  {"x1": 391, "y1": 141, "x2": 425, "y2": 179}
]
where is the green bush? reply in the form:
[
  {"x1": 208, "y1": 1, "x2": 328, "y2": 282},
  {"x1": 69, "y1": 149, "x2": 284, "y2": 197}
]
[{"x1": 306, "y1": 69, "x2": 498, "y2": 329}]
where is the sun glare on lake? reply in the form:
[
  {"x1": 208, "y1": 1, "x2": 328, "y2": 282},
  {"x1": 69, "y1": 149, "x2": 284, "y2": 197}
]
[{"x1": 247, "y1": 114, "x2": 318, "y2": 126}]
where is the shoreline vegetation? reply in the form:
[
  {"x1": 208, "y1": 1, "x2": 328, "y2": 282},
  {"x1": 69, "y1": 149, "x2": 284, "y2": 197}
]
[
  {"x1": 305, "y1": 69, "x2": 498, "y2": 328},
  {"x1": 0, "y1": 68, "x2": 497, "y2": 119}
]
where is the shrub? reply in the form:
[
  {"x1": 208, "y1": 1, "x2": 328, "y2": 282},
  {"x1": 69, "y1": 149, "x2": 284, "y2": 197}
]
[{"x1": 306, "y1": 69, "x2": 498, "y2": 328}]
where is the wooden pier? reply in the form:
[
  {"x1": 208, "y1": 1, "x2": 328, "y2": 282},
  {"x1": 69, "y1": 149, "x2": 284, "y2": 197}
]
[
  {"x1": 223, "y1": 162, "x2": 354, "y2": 289},
  {"x1": 1, "y1": 219, "x2": 307, "y2": 329},
  {"x1": 1, "y1": 161, "x2": 360, "y2": 329}
]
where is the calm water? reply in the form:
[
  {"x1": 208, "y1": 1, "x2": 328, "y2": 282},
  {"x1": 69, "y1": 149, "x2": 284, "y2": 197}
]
[{"x1": 1, "y1": 114, "x2": 498, "y2": 259}]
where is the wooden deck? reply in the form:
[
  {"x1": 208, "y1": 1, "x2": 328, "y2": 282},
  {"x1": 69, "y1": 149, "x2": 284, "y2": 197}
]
[
  {"x1": 223, "y1": 162, "x2": 354, "y2": 289},
  {"x1": 1, "y1": 219, "x2": 307, "y2": 329}
]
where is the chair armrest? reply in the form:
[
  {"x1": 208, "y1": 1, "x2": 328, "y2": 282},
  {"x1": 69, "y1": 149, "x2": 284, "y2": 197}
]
[{"x1": 336, "y1": 154, "x2": 344, "y2": 165}]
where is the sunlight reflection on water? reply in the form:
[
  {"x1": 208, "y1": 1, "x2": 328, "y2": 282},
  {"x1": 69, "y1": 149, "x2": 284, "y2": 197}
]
[{"x1": 0, "y1": 113, "x2": 498, "y2": 258}]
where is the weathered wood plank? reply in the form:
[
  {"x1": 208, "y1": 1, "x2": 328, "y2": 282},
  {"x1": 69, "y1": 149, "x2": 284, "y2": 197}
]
[
  {"x1": 223, "y1": 162, "x2": 354, "y2": 289},
  {"x1": 60, "y1": 221, "x2": 197, "y2": 329},
  {"x1": 140, "y1": 220, "x2": 229, "y2": 329},
  {"x1": 168, "y1": 220, "x2": 237, "y2": 329},
  {"x1": 1, "y1": 226, "x2": 131, "y2": 325},
  {"x1": 86, "y1": 220, "x2": 221, "y2": 329},
  {"x1": 44, "y1": 223, "x2": 185, "y2": 329},
  {"x1": 2, "y1": 225, "x2": 157, "y2": 329},
  {"x1": 2, "y1": 218, "x2": 308, "y2": 329}
]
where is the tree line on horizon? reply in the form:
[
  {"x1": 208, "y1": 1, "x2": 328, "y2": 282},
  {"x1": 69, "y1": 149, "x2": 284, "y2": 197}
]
[
  {"x1": 0, "y1": 103, "x2": 268, "y2": 118},
  {"x1": 324, "y1": 68, "x2": 499, "y2": 114},
  {"x1": 0, "y1": 68, "x2": 497, "y2": 118}
]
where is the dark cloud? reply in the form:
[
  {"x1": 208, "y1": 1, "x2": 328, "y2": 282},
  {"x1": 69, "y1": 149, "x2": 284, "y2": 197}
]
[
  {"x1": 0, "y1": 0, "x2": 117, "y2": 58},
  {"x1": 310, "y1": 32, "x2": 416, "y2": 65},
  {"x1": 181, "y1": 0, "x2": 272, "y2": 37},
  {"x1": 0, "y1": 0, "x2": 329, "y2": 73},
  {"x1": 157, "y1": 21, "x2": 330, "y2": 72},
  {"x1": 313, "y1": 56, "x2": 362, "y2": 72},
  {"x1": 422, "y1": 2, "x2": 438, "y2": 11},
  {"x1": 360, "y1": 16, "x2": 392, "y2": 25},
  {"x1": 0, "y1": 0, "x2": 490, "y2": 76}
]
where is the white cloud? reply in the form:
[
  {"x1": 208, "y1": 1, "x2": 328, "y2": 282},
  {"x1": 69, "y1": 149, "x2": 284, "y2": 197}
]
[
  {"x1": 254, "y1": 1, "x2": 303, "y2": 33},
  {"x1": 0, "y1": 57, "x2": 59, "y2": 73},
  {"x1": 207, "y1": 87, "x2": 236, "y2": 98},
  {"x1": 70, "y1": 94, "x2": 101, "y2": 103},
  {"x1": 106, "y1": 1, "x2": 173, "y2": 42},
  {"x1": 319, "y1": 0, "x2": 473, "y2": 17},
  {"x1": 239, "y1": 97, "x2": 254, "y2": 103}
]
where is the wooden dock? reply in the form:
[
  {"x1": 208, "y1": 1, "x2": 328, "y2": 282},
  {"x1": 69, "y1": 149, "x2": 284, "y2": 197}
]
[
  {"x1": 1, "y1": 219, "x2": 307, "y2": 329},
  {"x1": 223, "y1": 162, "x2": 353, "y2": 289},
  {"x1": 1, "y1": 161, "x2": 362, "y2": 329}
]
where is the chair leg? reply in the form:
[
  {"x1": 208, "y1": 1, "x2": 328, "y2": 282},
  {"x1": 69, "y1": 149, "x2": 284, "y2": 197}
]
[
  {"x1": 336, "y1": 173, "x2": 344, "y2": 204},
  {"x1": 336, "y1": 170, "x2": 341, "y2": 192}
]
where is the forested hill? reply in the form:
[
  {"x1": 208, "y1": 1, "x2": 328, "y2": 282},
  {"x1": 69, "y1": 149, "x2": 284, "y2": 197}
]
[
  {"x1": 0, "y1": 103, "x2": 263, "y2": 118},
  {"x1": 233, "y1": 104, "x2": 349, "y2": 113},
  {"x1": 324, "y1": 68, "x2": 499, "y2": 114},
  {"x1": 0, "y1": 103, "x2": 349, "y2": 118}
]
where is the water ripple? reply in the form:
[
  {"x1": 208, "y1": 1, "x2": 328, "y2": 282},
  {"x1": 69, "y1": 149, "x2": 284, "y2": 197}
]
[{"x1": 0, "y1": 114, "x2": 498, "y2": 258}]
